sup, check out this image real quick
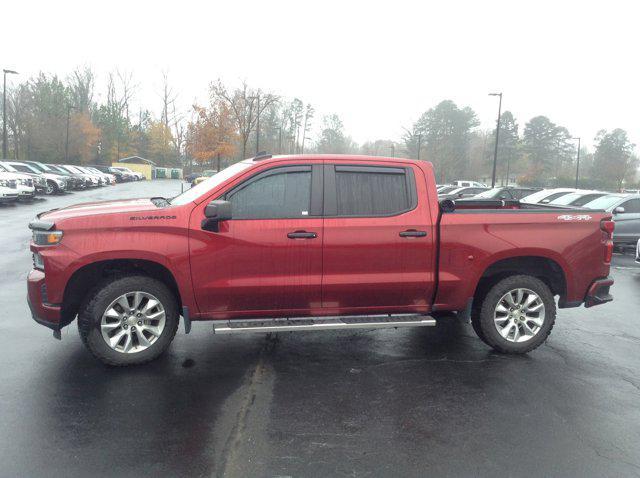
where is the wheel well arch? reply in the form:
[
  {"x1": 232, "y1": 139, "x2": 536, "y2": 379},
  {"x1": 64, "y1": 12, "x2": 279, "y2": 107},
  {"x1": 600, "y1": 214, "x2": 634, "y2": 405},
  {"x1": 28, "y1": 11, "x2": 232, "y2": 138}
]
[
  {"x1": 61, "y1": 259, "x2": 182, "y2": 328},
  {"x1": 472, "y1": 256, "x2": 566, "y2": 312}
]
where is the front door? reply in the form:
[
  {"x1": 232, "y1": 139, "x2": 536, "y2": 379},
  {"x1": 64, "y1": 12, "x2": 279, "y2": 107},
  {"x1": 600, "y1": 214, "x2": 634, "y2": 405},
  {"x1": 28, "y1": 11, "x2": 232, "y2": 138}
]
[
  {"x1": 321, "y1": 162, "x2": 436, "y2": 314},
  {"x1": 190, "y1": 164, "x2": 324, "y2": 318}
]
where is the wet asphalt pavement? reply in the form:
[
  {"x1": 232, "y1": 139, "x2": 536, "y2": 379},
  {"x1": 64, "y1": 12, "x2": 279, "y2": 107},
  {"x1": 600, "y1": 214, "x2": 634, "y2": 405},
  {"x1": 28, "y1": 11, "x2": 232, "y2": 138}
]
[{"x1": 0, "y1": 180, "x2": 639, "y2": 478}]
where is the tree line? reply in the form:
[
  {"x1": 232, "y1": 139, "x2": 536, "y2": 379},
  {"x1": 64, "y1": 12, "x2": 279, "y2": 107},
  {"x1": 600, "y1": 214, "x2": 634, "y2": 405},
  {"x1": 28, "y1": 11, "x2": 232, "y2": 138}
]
[{"x1": 1, "y1": 67, "x2": 637, "y2": 189}]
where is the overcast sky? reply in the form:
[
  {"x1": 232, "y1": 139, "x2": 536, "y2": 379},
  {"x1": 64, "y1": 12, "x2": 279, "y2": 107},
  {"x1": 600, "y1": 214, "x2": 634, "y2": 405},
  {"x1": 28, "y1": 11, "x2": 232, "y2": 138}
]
[{"x1": 3, "y1": 0, "x2": 638, "y2": 150}]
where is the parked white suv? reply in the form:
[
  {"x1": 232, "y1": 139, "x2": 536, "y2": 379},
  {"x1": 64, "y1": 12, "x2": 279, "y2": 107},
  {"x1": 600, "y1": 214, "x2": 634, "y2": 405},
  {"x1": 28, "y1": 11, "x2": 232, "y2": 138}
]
[
  {"x1": 0, "y1": 165, "x2": 36, "y2": 199},
  {"x1": 0, "y1": 172, "x2": 20, "y2": 203}
]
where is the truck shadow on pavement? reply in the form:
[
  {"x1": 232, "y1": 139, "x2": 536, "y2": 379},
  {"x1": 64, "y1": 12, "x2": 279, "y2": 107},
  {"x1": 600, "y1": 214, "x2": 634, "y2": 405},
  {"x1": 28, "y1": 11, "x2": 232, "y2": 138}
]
[{"x1": 23, "y1": 318, "x2": 629, "y2": 478}]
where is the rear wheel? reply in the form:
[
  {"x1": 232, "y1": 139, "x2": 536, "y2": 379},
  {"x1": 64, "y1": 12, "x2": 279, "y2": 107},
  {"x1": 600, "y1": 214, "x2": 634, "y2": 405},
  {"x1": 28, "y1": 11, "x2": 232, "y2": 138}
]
[
  {"x1": 78, "y1": 275, "x2": 179, "y2": 366},
  {"x1": 475, "y1": 275, "x2": 556, "y2": 354}
]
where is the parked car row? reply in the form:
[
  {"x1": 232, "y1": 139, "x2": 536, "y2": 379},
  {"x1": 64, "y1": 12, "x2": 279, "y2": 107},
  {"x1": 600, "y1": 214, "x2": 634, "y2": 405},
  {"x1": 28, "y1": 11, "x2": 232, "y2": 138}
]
[
  {"x1": 0, "y1": 160, "x2": 141, "y2": 205},
  {"x1": 443, "y1": 185, "x2": 640, "y2": 247}
]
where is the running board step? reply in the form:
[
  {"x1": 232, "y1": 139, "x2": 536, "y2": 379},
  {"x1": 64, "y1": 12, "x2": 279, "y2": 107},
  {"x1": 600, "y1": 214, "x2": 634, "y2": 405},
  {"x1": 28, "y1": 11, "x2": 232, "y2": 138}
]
[{"x1": 213, "y1": 314, "x2": 436, "y2": 334}]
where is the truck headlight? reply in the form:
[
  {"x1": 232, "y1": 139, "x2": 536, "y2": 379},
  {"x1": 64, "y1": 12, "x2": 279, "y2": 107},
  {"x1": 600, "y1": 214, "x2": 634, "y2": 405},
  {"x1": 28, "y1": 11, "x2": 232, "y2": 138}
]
[{"x1": 32, "y1": 230, "x2": 63, "y2": 245}]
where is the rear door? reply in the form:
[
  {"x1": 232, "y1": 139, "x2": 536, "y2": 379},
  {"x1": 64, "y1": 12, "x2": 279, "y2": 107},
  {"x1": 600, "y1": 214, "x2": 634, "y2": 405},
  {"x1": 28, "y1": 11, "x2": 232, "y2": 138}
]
[
  {"x1": 614, "y1": 198, "x2": 640, "y2": 244},
  {"x1": 321, "y1": 162, "x2": 435, "y2": 313}
]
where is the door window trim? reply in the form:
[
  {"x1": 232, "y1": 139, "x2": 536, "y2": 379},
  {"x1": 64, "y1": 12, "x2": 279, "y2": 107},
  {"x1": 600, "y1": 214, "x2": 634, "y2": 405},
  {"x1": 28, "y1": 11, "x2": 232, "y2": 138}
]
[
  {"x1": 323, "y1": 164, "x2": 418, "y2": 218},
  {"x1": 220, "y1": 164, "x2": 323, "y2": 219}
]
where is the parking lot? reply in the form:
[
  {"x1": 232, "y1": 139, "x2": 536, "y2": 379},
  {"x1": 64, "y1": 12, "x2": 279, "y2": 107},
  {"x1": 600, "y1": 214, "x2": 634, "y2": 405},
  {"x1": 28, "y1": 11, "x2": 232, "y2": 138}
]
[{"x1": 0, "y1": 179, "x2": 639, "y2": 477}]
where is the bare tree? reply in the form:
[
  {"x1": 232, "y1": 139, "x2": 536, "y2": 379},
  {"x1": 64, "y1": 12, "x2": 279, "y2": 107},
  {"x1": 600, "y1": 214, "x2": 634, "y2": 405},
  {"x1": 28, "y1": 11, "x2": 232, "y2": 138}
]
[{"x1": 210, "y1": 79, "x2": 278, "y2": 159}]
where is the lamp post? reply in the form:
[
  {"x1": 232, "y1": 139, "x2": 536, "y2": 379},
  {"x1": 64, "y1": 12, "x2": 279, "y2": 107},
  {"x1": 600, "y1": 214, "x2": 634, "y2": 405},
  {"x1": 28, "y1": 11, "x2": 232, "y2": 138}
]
[
  {"x1": 65, "y1": 104, "x2": 76, "y2": 162},
  {"x1": 571, "y1": 137, "x2": 581, "y2": 188},
  {"x1": 416, "y1": 133, "x2": 422, "y2": 160},
  {"x1": 489, "y1": 92, "x2": 503, "y2": 188},
  {"x1": 2, "y1": 69, "x2": 19, "y2": 159}
]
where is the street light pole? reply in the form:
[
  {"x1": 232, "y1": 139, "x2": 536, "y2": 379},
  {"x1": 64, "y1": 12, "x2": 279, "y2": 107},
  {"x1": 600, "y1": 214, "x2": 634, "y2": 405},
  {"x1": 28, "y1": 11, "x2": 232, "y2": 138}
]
[
  {"x1": 65, "y1": 104, "x2": 76, "y2": 162},
  {"x1": 2, "y1": 69, "x2": 19, "y2": 159},
  {"x1": 416, "y1": 133, "x2": 422, "y2": 160},
  {"x1": 489, "y1": 92, "x2": 503, "y2": 188},
  {"x1": 571, "y1": 137, "x2": 581, "y2": 188}
]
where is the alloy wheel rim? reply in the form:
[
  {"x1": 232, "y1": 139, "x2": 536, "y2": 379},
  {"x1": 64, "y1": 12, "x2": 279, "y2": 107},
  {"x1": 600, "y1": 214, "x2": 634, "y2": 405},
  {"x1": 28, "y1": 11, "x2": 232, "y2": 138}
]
[
  {"x1": 100, "y1": 291, "x2": 166, "y2": 354},
  {"x1": 493, "y1": 288, "x2": 545, "y2": 343}
]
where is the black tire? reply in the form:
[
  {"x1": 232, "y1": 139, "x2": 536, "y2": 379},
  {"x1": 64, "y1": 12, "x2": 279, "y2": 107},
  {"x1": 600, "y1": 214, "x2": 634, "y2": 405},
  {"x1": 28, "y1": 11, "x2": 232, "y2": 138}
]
[
  {"x1": 475, "y1": 275, "x2": 556, "y2": 354},
  {"x1": 78, "y1": 275, "x2": 179, "y2": 366}
]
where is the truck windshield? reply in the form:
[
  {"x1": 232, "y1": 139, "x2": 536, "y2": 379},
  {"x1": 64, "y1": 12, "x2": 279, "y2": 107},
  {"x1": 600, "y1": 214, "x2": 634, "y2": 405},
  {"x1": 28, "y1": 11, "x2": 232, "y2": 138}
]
[{"x1": 170, "y1": 160, "x2": 254, "y2": 205}]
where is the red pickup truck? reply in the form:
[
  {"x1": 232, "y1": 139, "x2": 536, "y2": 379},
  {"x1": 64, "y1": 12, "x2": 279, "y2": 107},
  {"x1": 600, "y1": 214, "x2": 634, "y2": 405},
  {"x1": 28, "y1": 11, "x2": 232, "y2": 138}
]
[{"x1": 28, "y1": 155, "x2": 615, "y2": 366}]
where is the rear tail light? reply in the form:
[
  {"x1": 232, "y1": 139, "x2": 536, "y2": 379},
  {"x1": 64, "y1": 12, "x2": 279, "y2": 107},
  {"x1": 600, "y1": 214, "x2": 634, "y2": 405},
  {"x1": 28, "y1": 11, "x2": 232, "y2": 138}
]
[
  {"x1": 604, "y1": 240, "x2": 613, "y2": 264},
  {"x1": 600, "y1": 219, "x2": 615, "y2": 264},
  {"x1": 600, "y1": 219, "x2": 615, "y2": 237}
]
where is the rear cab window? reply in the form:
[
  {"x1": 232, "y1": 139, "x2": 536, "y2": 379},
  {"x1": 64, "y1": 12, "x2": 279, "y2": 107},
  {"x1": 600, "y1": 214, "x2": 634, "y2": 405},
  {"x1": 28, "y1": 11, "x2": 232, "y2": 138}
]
[{"x1": 324, "y1": 164, "x2": 417, "y2": 217}]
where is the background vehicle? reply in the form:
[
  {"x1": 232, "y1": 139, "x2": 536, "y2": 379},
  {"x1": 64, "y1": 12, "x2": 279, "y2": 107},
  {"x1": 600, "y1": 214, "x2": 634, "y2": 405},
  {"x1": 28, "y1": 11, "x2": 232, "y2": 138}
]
[
  {"x1": 21, "y1": 161, "x2": 78, "y2": 191},
  {"x1": 520, "y1": 188, "x2": 578, "y2": 204},
  {"x1": 86, "y1": 165, "x2": 117, "y2": 184},
  {"x1": 56, "y1": 165, "x2": 97, "y2": 188},
  {"x1": 191, "y1": 170, "x2": 218, "y2": 186},
  {"x1": 112, "y1": 166, "x2": 144, "y2": 180},
  {"x1": 583, "y1": 194, "x2": 640, "y2": 246},
  {"x1": 452, "y1": 180, "x2": 486, "y2": 187},
  {"x1": 436, "y1": 185, "x2": 458, "y2": 195},
  {"x1": 3, "y1": 161, "x2": 67, "y2": 194},
  {"x1": 64, "y1": 165, "x2": 102, "y2": 186},
  {"x1": 0, "y1": 164, "x2": 36, "y2": 199},
  {"x1": 44, "y1": 164, "x2": 87, "y2": 189},
  {"x1": 473, "y1": 186, "x2": 541, "y2": 200},
  {"x1": 0, "y1": 173, "x2": 19, "y2": 203},
  {"x1": 548, "y1": 190, "x2": 607, "y2": 207},
  {"x1": 27, "y1": 155, "x2": 614, "y2": 366},
  {"x1": 438, "y1": 186, "x2": 489, "y2": 199}
]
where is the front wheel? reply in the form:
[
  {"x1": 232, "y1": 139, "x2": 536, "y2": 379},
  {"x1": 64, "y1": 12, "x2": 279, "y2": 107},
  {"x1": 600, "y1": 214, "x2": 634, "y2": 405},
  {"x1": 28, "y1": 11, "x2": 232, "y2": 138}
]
[
  {"x1": 45, "y1": 181, "x2": 58, "y2": 195},
  {"x1": 475, "y1": 275, "x2": 556, "y2": 354},
  {"x1": 78, "y1": 275, "x2": 179, "y2": 366}
]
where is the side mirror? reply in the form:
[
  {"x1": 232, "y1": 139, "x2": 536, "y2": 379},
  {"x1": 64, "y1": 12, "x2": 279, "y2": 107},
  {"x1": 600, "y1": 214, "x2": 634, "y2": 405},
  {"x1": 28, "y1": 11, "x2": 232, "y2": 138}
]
[
  {"x1": 202, "y1": 200, "x2": 232, "y2": 231},
  {"x1": 613, "y1": 206, "x2": 625, "y2": 214}
]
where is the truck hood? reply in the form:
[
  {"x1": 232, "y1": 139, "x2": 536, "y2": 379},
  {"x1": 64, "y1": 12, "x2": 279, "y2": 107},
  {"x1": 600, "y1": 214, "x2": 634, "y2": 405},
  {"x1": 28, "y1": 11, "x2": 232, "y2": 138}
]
[{"x1": 40, "y1": 198, "x2": 159, "y2": 221}]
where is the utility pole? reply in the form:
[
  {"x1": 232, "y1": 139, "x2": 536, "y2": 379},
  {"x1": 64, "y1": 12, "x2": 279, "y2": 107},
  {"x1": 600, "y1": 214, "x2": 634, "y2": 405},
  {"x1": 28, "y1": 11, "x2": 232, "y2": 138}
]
[
  {"x1": 2, "y1": 69, "x2": 18, "y2": 159},
  {"x1": 390, "y1": 143, "x2": 395, "y2": 157},
  {"x1": 489, "y1": 92, "x2": 503, "y2": 188},
  {"x1": 65, "y1": 104, "x2": 76, "y2": 162},
  {"x1": 572, "y1": 137, "x2": 581, "y2": 188},
  {"x1": 416, "y1": 133, "x2": 422, "y2": 160}
]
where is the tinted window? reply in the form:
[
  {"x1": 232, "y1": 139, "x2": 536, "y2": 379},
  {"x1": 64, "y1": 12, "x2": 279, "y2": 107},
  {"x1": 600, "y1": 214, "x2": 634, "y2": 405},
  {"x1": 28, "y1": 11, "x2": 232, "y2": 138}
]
[
  {"x1": 541, "y1": 191, "x2": 571, "y2": 203},
  {"x1": 335, "y1": 167, "x2": 409, "y2": 216},
  {"x1": 570, "y1": 193, "x2": 606, "y2": 206},
  {"x1": 620, "y1": 198, "x2": 640, "y2": 213},
  {"x1": 11, "y1": 164, "x2": 35, "y2": 174},
  {"x1": 511, "y1": 189, "x2": 531, "y2": 199},
  {"x1": 227, "y1": 169, "x2": 311, "y2": 219}
]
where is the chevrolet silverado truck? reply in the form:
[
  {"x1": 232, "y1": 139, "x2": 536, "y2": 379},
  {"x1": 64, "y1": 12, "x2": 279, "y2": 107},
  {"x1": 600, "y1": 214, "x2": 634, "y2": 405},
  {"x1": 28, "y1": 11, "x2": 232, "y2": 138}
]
[{"x1": 28, "y1": 154, "x2": 615, "y2": 366}]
